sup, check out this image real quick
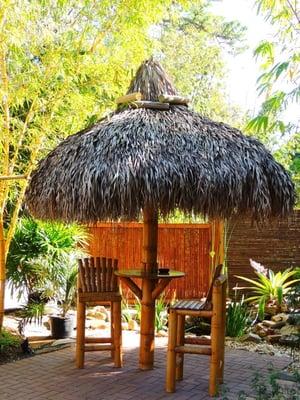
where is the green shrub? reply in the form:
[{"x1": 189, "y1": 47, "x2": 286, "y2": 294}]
[
  {"x1": 286, "y1": 267, "x2": 300, "y2": 311},
  {"x1": 155, "y1": 294, "x2": 168, "y2": 332},
  {"x1": 226, "y1": 296, "x2": 249, "y2": 337},
  {"x1": 0, "y1": 329, "x2": 21, "y2": 352},
  {"x1": 235, "y1": 260, "x2": 300, "y2": 320}
]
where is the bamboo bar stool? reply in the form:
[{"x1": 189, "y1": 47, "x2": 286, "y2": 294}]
[
  {"x1": 76, "y1": 257, "x2": 122, "y2": 368},
  {"x1": 166, "y1": 265, "x2": 227, "y2": 397}
]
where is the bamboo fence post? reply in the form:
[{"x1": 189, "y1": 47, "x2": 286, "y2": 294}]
[
  {"x1": 209, "y1": 282, "x2": 223, "y2": 396},
  {"x1": 166, "y1": 309, "x2": 177, "y2": 392},
  {"x1": 139, "y1": 207, "x2": 158, "y2": 370}
]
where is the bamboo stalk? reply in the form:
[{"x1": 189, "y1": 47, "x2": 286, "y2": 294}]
[
  {"x1": 158, "y1": 94, "x2": 189, "y2": 105},
  {"x1": 151, "y1": 278, "x2": 171, "y2": 300},
  {"x1": 5, "y1": 130, "x2": 43, "y2": 255},
  {"x1": 218, "y1": 280, "x2": 227, "y2": 383},
  {"x1": 111, "y1": 258, "x2": 118, "y2": 291},
  {"x1": 209, "y1": 283, "x2": 223, "y2": 396},
  {"x1": 0, "y1": 221, "x2": 5, "y2": 330},
  {"x1": 166, "y1": 309, "x2": 177, "y2": 392},
  {"x1": 139, "y1": 278, "x2": 155, "y2": 370},
  {"x1": 115, "y1": 92, "x2": 142, "y2": 104},
  {"x1": 175, "y1": 309, "x2": 213, "y2": 318},
  {"x1": 113, "y1": 300, "x2": 122, "y2": 367},
  {"x1": 142, "y1": 207, "x2": 158, "y2": 273},
  {"x1": 84, "y1": 344, "x2": 113, "y2": 352},
  {"x1": 0, "y1": 46, "x2": 10, "y2": 191},
  {"x1": 84, "y1": 258, "x2": 91, "y2": 292},
  {"x1": 0, "y1": 175, "x2": 27, "y2": 180},
  {"x1": 76, "y1": 300, "x2": 85, "y2": 368},
  {"x1": 96, "y1": 257, "x2": 101, "y2": 291},
  {"x1": 90, "y1": 257, "x2": 95, "y2": 292},
  {"x1": 110, "y1": 301, "x2": 115, "y2": 360},
  {"x1": 139, "y1": 207, "x2": 158, "y2": 370},
  {"x1": 132, "y1": 101, "x2": 169, "y2": 110},
  {"x1": 119, "y1": 277, "x2": 142, "y2": 300},
  {"x1": 175, "y1": 345, "x2": 212, "y2": 355},
  {"x1": 106, "y1": 258, "x2": 112, "y2": 291},
  {"x1": 85, "y1": 337, "x2": 112, "y2": 343},
  {"x1": 184, "y1": 337, "x2": 211, "y2": 345},
  {"x1": 175, "y1": 314, "x2": 185, "y2": 381},
  {"x1": 101, "y1": 257, "x2": 107, "y2": 292},
  {"x1": 78, "y1": 259, "x2": 86, "y2": 292}
]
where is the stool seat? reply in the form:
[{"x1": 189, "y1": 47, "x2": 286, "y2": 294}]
[
  {"x1": 76, "y1": 257, "x2": 122, "y2": 369},
  {"x1": 172, "y1": 299, "x2": 208, "y2": 311}
]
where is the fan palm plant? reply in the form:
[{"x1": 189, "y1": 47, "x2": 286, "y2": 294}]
[{"x1": 7, "y1": 217, "x2": 88, "y2": 303}]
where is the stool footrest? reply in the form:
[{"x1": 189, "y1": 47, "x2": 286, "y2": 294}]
[
  {"x1": 175, "y1": 345, "x2": 211, "y2": 355},
  {"x1": 84, "y1": 344, "x2": 114, "y2": 352},
  {"x1": 85, "y1": 337, "x2": 112, "y2": 344},
  {"x1": 184, "y1": 337, "x2": 211, "y2": 345}
]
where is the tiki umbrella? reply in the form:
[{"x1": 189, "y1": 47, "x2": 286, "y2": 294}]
[{"x1": 26, "y1": 58, "x2": 295, "y2": 368}]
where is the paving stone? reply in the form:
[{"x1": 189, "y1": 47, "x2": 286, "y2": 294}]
[{"x1": 0, "y1": 333, "x2": 292, "y2": 400}]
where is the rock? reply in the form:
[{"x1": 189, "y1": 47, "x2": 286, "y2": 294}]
[
  {"x1": 276, "y1": 379, "x2": 300, "y2": 391},
  {"x1": 279, "y1": 334, "x2": 300, "y2": 347},
  {"x1": 43, "y1": 321, "x2": 50, "y2": 330},
  {"x1": 89, "y1": 320, "x2": 109, "y2": 330},
  {"x1": 254, "y1": 323, "x2": 275, "y2": 337},
  {"x1": 280, "y1": 324, "x2": 300, "y2": 335},
  {"x1": 156, "y1": 330, "x2": 168, "y2": 337},
  {"x1": 266, "y1": 334, "x2": 282, "y2": 344},
  {"x1": 86, "y1": 306, "x2": 108, "y2": 321},
  {"x1": 271, "y1": 313, "x2": 289, "y2": 323},
  {"x1": 276, "y1": 371, "x2": 299, "y2": 382},
  {"x1": 257, "y1": 329, "x2": 268, "y2": 338},
  {"x1": 287, "y1": 313, "x2": 300, "y2": 326},
  {"x1": 44, "y1": 305, "x2": 59, "y2": 315},
  {"x1": 262, "y1": 320, "x2": 286, "y2": 329},
  {"x1": 122, "y1": 322, "x2": 129, "y2": 330},
  {"x1": 240, "y1": 333, "x2": 262, "y2": 343},
  {"x1": 128, "y1": 320, "x2": 139, "y2": 331},
  {"x1": 51, "y1": 338, "x2": 75, "y2": 346}
]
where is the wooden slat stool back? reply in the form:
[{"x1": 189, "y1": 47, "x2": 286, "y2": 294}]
[
  {"x1": 76, "y1": 257, "x2": 122, "y2": 368},
  {"x1": 166, "y1": 265, "x2": 227, "y2": 397}
]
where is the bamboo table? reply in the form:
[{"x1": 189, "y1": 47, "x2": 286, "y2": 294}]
[{"x1": 115, "y1": 269, "x2": 185, "y2": 370}]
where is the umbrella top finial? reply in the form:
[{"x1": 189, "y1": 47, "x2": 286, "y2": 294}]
[{"x1": 126, "y1": 58, "x2": 178, "y2": 101}]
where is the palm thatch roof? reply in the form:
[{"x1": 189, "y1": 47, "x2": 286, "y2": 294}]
[{"x1": 26, "y1": 59, "x2": 295, "y2": 222}]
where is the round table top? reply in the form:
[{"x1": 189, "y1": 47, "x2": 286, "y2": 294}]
[{"x1": 115, "y1": 269, "x2": 185, "y2": 280}]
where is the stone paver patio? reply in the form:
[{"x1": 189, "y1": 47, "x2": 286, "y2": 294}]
[{"x1": 0, "y1": 332, "x2": 291, "y2": 400}]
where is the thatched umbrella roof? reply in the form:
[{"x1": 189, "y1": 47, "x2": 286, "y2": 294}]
[{"x1": 26, "y1": 59, "x2": 295, "y2": 222}]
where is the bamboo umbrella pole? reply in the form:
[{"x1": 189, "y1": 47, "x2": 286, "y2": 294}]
[
  {"x1": 139, "y1": 207, "x2": 158, "y2": 370},
  {"x1": 142, "y1": 207, "x2": 158, "y2": 273}
]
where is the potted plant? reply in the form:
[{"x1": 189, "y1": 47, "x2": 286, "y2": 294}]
[{"x1": 49, "y1": 260, "x2": 79, "y2": 339}]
